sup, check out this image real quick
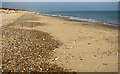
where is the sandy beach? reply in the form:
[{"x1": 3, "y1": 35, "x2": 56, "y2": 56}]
[{"x1": 2, "y1": 11, "x2": 119, "y2": 72}]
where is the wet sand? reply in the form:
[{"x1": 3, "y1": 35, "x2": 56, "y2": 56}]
[{"x1": 2, "y1": 13, "x2": 119, "y2": 72}]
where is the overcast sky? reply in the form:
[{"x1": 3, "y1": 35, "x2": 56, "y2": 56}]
[{"x1": 2, "y1": 0, "x2": 120, "y2": 2}]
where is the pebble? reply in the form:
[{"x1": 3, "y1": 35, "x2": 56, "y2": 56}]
[
  {"x1": 40, "y1": 68, "x2": 42, "y2": 70},
  {"x1": 38, "y1": 55, "x2": 41, "y2": 57},
  {"x1": 115, "y1": 53, "x2": 118, "y2": 55},
  {"x1": 14, "y1": 47, "x2": 17, "y2": 49},
  {"x1": 101, "y1": 56, "x2": 104, "y2": 58},
  {"x1": 3, "y1": 35, "x2": 5, "y2": 37},
  {"x1": 67, "y1": 46, "x2": 72, "y2": 49},
  {"x1": 100, "y1": 35, "x2": 103, "y2": 37},
  {"x1": 88, "y1": 43, "x2": 91, "y2": 45},
  {"x1": 42, "y1": 38, "x2": 45, "y2": 41},
  {"x1": 94, "y1": 54, "x2": 97, "y2": 57},
  {"x1": 80, "y1": 59, "x2": 83, "y2": 60},
  {"x1": 72, "y1": 56, "x2": 74, "y2": 58},
  {"x1": 55, "y1": 57, "x2": 59, "y2": 61},
  {"x1": 2, "y1": 18, "x2": 67, "y2": 72},
  {"x1": 73, "y1": 42, "x2": 76, "y2": 44},
  {"x1": 53, "y1": 50, "x2": 55, "y2": 52}
]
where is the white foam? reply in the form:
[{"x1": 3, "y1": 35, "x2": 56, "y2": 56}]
[{"x1": 41, "y1": 13, "x2": 117, "y2": 26}]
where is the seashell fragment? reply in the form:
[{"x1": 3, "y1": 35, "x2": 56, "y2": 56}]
[{"x1": 55, "y1": 57, "x2": 59, "y2": 61}]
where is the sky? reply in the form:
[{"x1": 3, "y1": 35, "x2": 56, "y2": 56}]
[
  {"x1": 2, "y1": 0, "x2": 120, "y2": 2},
  {"x1": 3, "y1": 2, "x2": 118, "y2": 11}
]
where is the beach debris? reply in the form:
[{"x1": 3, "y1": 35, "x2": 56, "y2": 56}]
[
  {"x1": 94, "y1": 54, "x2": 97, "y2": 57},
  {"x1": 54, "y1": 57, "x2": 60, "y2": 61},
  {"x1": 97, "y1": 65, "x2": 101, "y2": 69},
  {"x1": 109, "y1": 51, "x2": 112, "y2": 54},
  {"x1": 64, "y1": 52, "x2": 66, "y2": 54},
  {"x1": 88, "y1": 43, "x2": 91, "y2": 45},
  {"x1": 115, "y1": 53, "x2": 118, "y2": 55},
  {"x1": 103, "y1": 63, "x2": 107, "y2": 65}
]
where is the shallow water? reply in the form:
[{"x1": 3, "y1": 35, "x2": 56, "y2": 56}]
[{"x1": 40, "y1": 11, "x2": 118, "y2": 25}]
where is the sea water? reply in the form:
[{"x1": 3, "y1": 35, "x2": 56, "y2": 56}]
[
  {"x1": 2, "y1": 2, "x2": 119, "y2": 25},
  {"x1": 41, "y1": 11, "x2": 118, "y2": 25}
]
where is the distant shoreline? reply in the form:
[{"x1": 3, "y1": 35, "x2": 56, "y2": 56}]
[
  {"x1": 1, "y1": 8, "x2": 26, "y2": 11},
  {"x1": 39, "y1": 13, "x2": 119, "y2": 27},
  {"x1": 39, "y1": 13, "x2": 119, "y2": 29}
]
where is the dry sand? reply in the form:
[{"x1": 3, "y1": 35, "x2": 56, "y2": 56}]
[{"x1": 2, "y1": 13, "x2": 119, "y2": 72}]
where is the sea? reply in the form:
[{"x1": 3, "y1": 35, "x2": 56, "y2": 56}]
[{"x1": 2, "y1": 2, "x2": 119, "y2": 26}]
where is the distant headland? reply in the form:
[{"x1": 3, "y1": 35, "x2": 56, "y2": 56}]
[{"x1": 0, "y1": 8, "x2": 36, "y2": 14}]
